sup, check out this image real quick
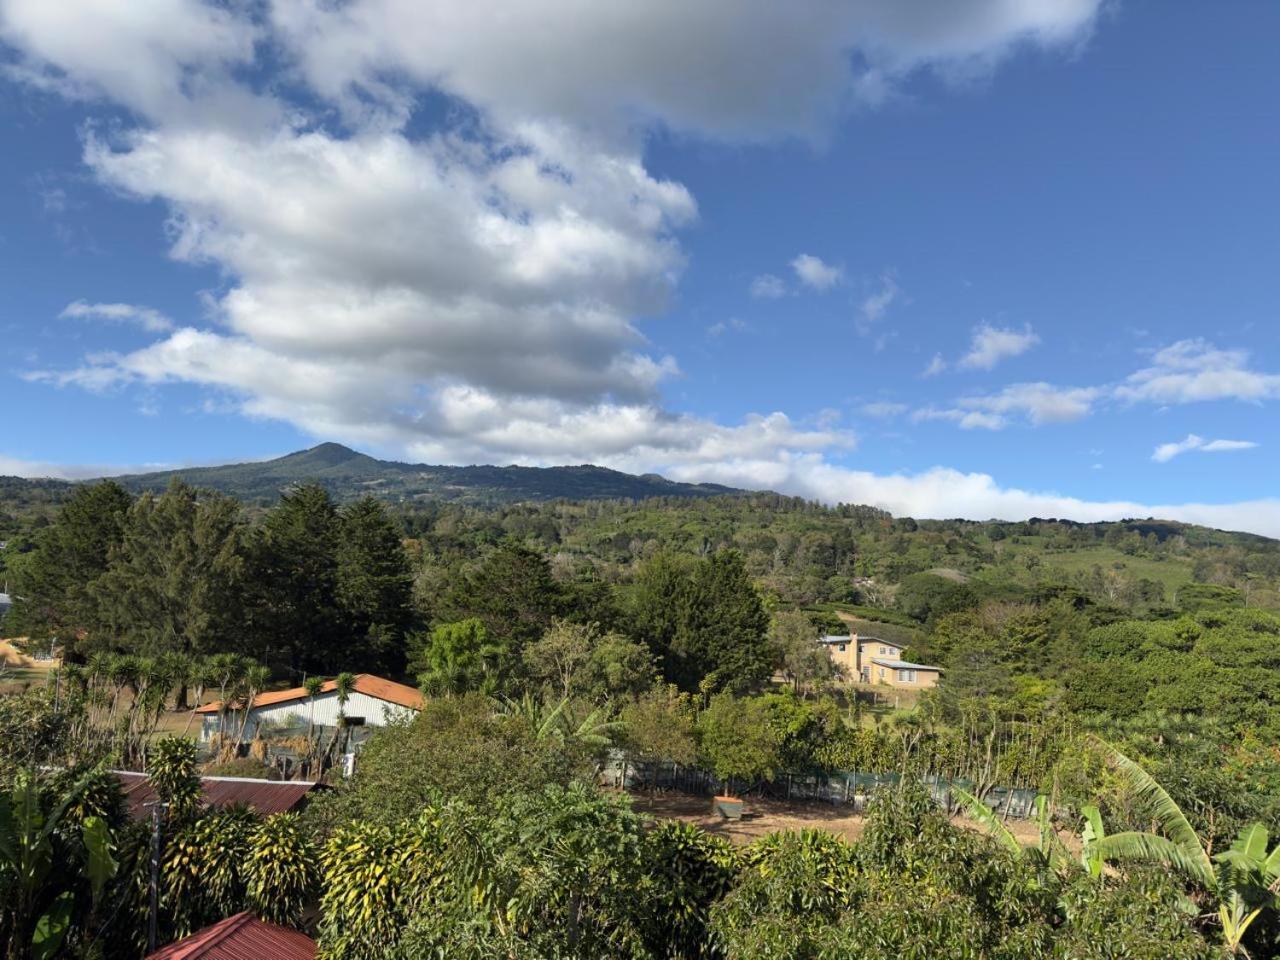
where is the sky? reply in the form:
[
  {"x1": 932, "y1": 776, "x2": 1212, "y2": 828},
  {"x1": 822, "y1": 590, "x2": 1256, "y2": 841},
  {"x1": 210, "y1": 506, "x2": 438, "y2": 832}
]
[{"x1": 1, "y1": 1, "x2": 1278, "y2": 534}]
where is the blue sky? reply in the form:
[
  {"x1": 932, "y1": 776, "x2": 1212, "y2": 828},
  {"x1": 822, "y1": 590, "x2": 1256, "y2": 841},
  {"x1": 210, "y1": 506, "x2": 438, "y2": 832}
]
[{"x1": 1, "y1": 1, "x2": 1278, "y2": 533}]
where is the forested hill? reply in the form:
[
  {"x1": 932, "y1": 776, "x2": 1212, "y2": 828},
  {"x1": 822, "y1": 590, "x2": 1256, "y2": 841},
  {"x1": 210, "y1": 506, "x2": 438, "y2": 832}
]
[{"x1": 4, "y1": 443, "x2": 746, "y2": 506}]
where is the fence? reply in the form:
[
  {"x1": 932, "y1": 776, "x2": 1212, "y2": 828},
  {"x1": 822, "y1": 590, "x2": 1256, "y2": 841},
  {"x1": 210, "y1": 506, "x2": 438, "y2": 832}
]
[{"x1": 605, "y1": 753, "x2": 1039, "y2": 819}]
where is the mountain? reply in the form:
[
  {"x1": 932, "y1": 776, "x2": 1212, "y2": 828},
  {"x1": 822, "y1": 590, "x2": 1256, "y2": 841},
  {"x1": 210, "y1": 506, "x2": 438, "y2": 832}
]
[{"x1": 105, "y1": 443, "x2": 746, "y2": 505}]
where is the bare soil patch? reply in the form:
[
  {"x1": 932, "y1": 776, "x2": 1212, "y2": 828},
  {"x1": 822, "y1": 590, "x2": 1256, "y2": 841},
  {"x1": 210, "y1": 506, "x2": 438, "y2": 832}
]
[{"x1": 627, "y1": 790, "x2": 1078, "y2": 852}]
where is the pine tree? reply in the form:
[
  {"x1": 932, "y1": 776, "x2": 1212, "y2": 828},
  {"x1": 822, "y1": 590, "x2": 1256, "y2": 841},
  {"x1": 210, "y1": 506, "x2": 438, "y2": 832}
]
[
  {"x1": 245, "y1": 484, "x2": 343, "y2": 676},
  {"x1": 440, "y1": 540, "x2": 564, "y2": 686},
  {"x1": 336, "y1": 497, "x2": 413, "y2": 674},
  {"x1": 93, "y1": 479, "x2": 245, "y2": 671},
  {"x1": 7, "y1": 480, "x2": 132, "y2": 653}
]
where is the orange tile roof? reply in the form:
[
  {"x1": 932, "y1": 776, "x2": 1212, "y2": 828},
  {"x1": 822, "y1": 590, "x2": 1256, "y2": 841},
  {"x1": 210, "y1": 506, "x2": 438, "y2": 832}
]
[
  {"x1": 195, "y1": 674, "x2": 423, "y2": 714},
  {"x1": 145, "y1": 911, "x2": 315, "y2": 960}
]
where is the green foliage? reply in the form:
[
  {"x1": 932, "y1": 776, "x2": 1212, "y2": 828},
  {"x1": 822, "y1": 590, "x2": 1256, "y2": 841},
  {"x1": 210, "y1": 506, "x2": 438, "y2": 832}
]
[
  {"x1": 632, "y1": 550, "x2": 772, "y2": 694},
  {"x1": 440, "y1": 540, "x2": 565, "y2": 683},
  {"x1": 1176, "y1": 581, "x2": 1245, "y2": 613},
  {"x1": 91, "y1": 478, "x2": 245, "y2": 664},
  {"x1": 245, "y1": 814, "x2": 318, "y2": 925},
  {"x1": 523, "y1": 619, "x2": 656, "y2": 703},
  {"x1": 412, "y1": 618, "x2": 501, "y2": 696},
  {"x1": 147, "y1": 736, "x2": 202, "y2": 823},
  {"x1": 305, "y1": 694, "x2": 593, "y2": 832},
  {"x1": 637, "y1": 821, "x2": 736, "y2": 958},
  {"x1": 698, "y1": 692, "x2": 781, "y2": 792},
  {"x1": 620, "y1": 684, "x2": 699, "y2": 770},
  {"x1": 894, "y1": 572, "x2": 976, "y2": 624},
  {"x1": 336, "y1": 497, "x2": 414, "y2": 674},
  {"x1": 246, "y1": 483, "x2": 345, "y2": 674},
  {"x1": 7, "y1": 481, "x2": 131, "y2": 648}
]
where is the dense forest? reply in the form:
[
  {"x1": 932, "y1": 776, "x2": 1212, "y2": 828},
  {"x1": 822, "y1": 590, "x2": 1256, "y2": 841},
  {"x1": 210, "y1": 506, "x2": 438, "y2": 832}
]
[{"x1": 3, "y1": 478, "x2": 1280, "y2": 957}]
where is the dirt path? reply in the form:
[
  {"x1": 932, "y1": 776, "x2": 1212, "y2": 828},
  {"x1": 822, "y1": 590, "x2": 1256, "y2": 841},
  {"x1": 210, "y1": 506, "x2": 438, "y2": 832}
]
[{"x1": 628, "y1": 791, "x2": 1079, "y2": 852}]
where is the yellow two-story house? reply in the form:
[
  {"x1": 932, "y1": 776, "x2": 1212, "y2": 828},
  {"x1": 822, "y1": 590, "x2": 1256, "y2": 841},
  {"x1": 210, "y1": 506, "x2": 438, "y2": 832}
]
[{"x1": 817, "y1": 632, "x2": 942, "y2": 689}]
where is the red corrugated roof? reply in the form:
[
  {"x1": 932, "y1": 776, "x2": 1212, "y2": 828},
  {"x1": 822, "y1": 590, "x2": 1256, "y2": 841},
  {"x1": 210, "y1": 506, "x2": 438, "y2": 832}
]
[
  {"x1": 145, "y1": 911, "x2": 315, "y2": 960},
  {"x1": 114, "y1": 772, "x2": 320, "y2": 821},
  {"x1": 195, "y1": 674, "x2": 424, "y2": 714}
]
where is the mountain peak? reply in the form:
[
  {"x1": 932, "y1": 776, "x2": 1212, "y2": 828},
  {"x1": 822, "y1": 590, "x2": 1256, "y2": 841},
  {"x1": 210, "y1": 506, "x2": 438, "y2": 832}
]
[
  {"x1": 108, "y1": 443, "x2": 747, "y2": 505},
  {"x1": 290, "y1": 442, "x2": 363, "y2": 465}
]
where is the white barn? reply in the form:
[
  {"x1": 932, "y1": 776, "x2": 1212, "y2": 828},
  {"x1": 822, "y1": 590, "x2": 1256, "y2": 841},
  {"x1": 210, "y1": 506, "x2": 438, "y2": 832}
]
[{"x1": 196, "y1": 674, "x2": 423, "y2": 742}]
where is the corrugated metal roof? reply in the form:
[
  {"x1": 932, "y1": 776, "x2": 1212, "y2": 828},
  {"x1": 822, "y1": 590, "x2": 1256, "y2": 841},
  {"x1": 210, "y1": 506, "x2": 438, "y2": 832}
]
[
  {"x1": 870, "y1": 658, "x2": 942, "y2": 671},
  {"x1": 196, "y1": 674, "x2": 423, "y2": 714},
  {"x1": 145, "y1": 911, "x2": 315, "y2": 960},
  {"x1": 114, "y1": 772, "x2": 321, "y2": 820}
]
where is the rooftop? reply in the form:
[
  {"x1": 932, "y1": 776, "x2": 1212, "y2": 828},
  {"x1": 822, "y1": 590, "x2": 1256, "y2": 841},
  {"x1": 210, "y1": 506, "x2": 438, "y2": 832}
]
[
  {"x1": 145, "y1": 911, "x2": 315, "y2": 960},
  {"x1": 113, "y1": 771, "x2": 321, "y2": 820},
  {"x1": 195, "y1": 673, "x2": 424, "y2": 714},
  {"x1": 870, "y1": 658, "x2": 943, "y2": 672}
]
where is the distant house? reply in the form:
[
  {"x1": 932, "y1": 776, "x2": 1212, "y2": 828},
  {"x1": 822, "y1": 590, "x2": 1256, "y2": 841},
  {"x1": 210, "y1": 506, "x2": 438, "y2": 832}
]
[
  {"x1": 0, "y1": 592, "x2": 11, "y2": 618},
  {"x1": 145, "y1": 911, "x2": 315, "y2": 960},
  {"x1": 195, "y1": 673, "x2": 423, "y2": 742},
  {"x1": 818, "y1": 632, "x2": 942, "y2": 689},
  {"x1": 112, "y1": 771, "x2": 322, "y2": 821}
]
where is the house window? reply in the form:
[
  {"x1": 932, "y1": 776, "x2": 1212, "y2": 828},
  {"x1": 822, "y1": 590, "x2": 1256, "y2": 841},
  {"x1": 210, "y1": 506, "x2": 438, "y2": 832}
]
[
  {"x1": 878, "y1": 646, "x2": 886, "y2": 654},
  {"x1": 878, "y1": 667, "x2": 885, "y2": 680},
  {"x1": 898, "y1": 670, "x2": 916, "y2": 683},
  {"x1": 837, "y1": 643, "x2": 846, "y2": 652}
]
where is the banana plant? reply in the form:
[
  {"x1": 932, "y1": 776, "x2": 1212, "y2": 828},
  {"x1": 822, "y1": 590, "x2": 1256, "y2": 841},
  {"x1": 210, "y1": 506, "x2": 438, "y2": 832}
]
[
  {"x1": 1088, "y1": 739, "x2": 1280, "y2": 955},
  {"x1": 950, "y1": 787, "x2": 1073, "y2": 872},
  {"x1": 1212, "y1": 823, "x2": 1280, "y2": 956},
  {"x1": 0, "y1": 770, "x2": 118, "y2": 960}
]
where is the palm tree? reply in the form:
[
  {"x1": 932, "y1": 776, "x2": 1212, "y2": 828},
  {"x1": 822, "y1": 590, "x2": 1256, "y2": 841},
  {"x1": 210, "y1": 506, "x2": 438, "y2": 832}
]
[
  {"x1": 181, "y1": 656, "x2": 216, "y2": 737},
  {"x1": 231, "y1": 664, "x2": 271, "y2": 755},
  {"x1": 303, "y1": 675, "x2": 325, "y2": 772},
  {"x1": 331, "y1": 672, "x2": 357, "y2": 770}
]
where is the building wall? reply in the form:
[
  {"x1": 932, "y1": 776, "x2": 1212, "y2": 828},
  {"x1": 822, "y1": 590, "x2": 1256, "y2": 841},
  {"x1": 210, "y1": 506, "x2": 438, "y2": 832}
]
[
  {"x1": 869, "y1": 664, "x2": 941, "y2": 689},
  {"x1": 202, "y1": 690, "x2": 417, "y2": 741},
  {"x1": 824, "y1": 640, "x2": 859, "y2": 676}
]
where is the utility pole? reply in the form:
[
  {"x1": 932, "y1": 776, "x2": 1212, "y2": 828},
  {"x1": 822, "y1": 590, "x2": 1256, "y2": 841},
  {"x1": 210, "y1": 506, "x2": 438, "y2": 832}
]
[{"x1": 147, "y1": 801, "x2": 170, "y2": 952}]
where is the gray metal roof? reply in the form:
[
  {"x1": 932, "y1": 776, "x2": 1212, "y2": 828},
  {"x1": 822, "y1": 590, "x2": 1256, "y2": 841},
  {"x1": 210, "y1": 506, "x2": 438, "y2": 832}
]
[
  {"x1": 818, "y1": 635, "x2": 851, "y2": 644},
  {"x1": 870, "y1": 658, "x2": 942, "y2": 671}
]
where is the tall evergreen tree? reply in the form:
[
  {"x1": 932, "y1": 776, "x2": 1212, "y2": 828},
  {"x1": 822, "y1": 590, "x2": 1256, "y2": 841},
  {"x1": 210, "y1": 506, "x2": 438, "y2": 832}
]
[
  {"x1": 632, "y1": 550, "x2": 772, "y2": 694},
  {"x1": 7, "y1": 481, "x2": 131, "y2": 654},
  {"x1": 336, "y1": 497, "x2": 413, "y2": 674},
  {"x1": 629, "y1": 552, "x2": 694, "y2": 682},
  {"x1": 440, "y1": 540, "x2": 563, "y2": 686},
  {"x1": 92, "y1": 479, "x2": 245, "y2": 668},
  {"x1": 246, "y1": 484, "x2": 343, "y2": 676}
]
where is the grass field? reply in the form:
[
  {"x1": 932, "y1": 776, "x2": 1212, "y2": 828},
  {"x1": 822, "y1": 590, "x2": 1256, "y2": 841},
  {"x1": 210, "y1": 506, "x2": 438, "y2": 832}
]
[{"x1": 1018, "y1": 545, "x2": 1195, "y2": 597}]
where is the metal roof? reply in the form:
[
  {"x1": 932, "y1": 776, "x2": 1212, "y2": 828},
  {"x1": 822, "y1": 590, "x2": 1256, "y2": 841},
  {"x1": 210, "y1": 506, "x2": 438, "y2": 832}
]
[
  {"x1": 870, "y1": 658, "x2": 942, "y2": 672},
  {"x1": 145, "y1": 911, "x2": 315, "y2": 960},
  {"x1": 195, "y1": 673, "x2": 423, "y2": 714},
  {"x1": 114, "y1": 771, "x2": 321, "y2": 821}
]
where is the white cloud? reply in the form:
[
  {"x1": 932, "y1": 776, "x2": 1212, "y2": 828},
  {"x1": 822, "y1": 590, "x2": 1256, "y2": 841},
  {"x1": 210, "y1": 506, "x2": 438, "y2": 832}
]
[
  {"x1": 1118, "y1": 339, "x2": 1280, "y2": 405},
  {"x1": 748, "y1": 274, "x2": 785, "y2": 298},
  {"x1": 915, "y1": 382, "x2": 1099, "y2": 430},
  {"x1": 1152, "y1": 433, "x2": 1259, "y2": 463},
  {"x1": 264, "y1": 0, "x2": 1104, "y2": 141},
  {"x1": 791, "y1": 253, "x2": 844, "y2": 291},
  {"x1": 707, "y1": 317, "x2": 747, "y2": 338},
  {"x1": 957, "y1": 322, "x2": 1039, "y2": 370},
  {"x1": 857, "y1": 271, "x2": 898, "y2": 333},
  {"x1": 6, "y1": 0, "x2": 1121, "y2": 503},
  {"x1": 922, "y1": 353, "x2": 947, "y2": 377},
  {"x1": 60, "y1": 300, "x2": 173, "y2": 332},
  {"x1": 859, "y1": 401, "x2": 907, "y2": 419}
]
